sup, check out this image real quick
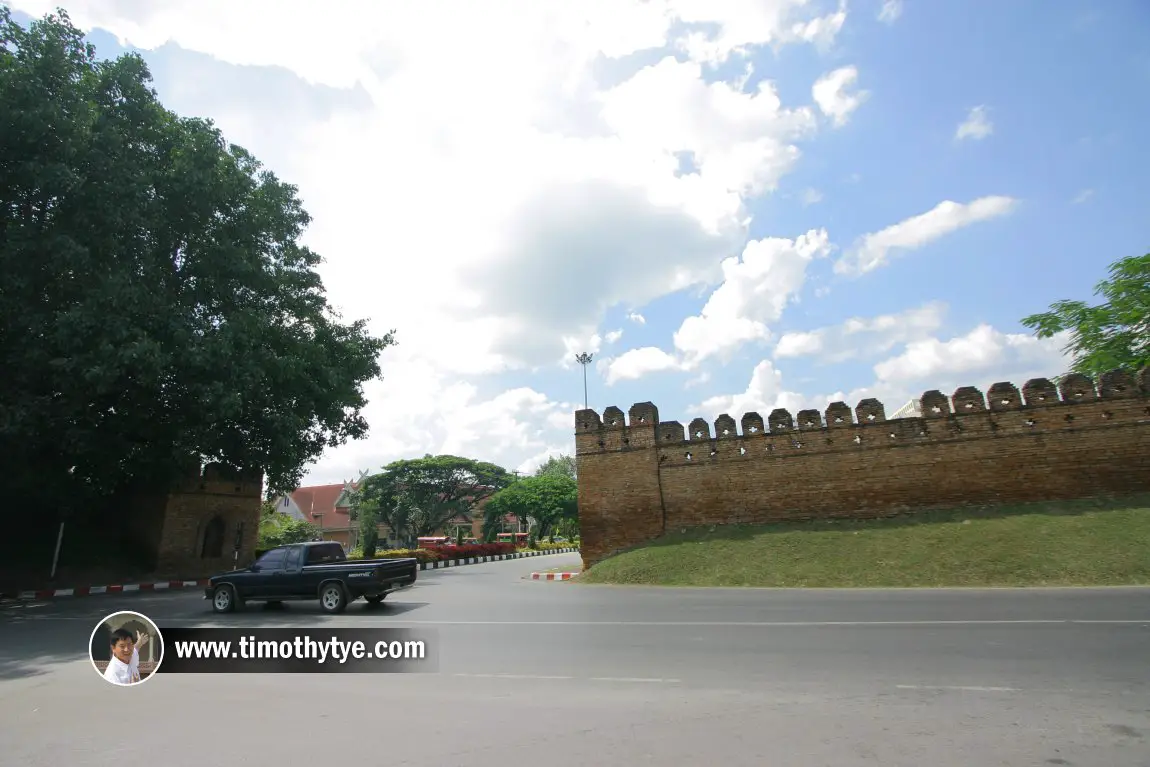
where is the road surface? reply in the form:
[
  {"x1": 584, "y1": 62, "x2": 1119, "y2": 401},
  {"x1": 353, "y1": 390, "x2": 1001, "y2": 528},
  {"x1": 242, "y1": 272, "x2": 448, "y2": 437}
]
[{"x1": 1, "y1": 552, "x2": 1148, "y2": 766}]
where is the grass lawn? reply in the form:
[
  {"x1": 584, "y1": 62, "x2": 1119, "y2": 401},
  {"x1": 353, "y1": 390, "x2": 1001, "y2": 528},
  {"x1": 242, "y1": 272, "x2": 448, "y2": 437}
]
[{"x1": 579, "y1": 495, "x2": 1150, "y2": 588}]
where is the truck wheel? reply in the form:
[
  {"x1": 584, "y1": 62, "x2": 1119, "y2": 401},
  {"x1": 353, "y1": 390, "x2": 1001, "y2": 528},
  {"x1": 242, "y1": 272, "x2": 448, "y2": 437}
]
[
  {"x1": 365, "y1": 594, "x2": 386, "y2": 605},
  {"x1": 319, "y1": 582, "x2": 348, "y2": 614},
  {"x1": 212, "y1": 585, "x2": 240, "y2": 614}
]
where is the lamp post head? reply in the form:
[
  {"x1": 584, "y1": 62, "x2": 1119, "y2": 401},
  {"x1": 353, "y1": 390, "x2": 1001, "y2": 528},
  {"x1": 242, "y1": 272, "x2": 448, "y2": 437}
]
[{"x1": 575, "y1": 352, "x2": 594, "y2": 365}]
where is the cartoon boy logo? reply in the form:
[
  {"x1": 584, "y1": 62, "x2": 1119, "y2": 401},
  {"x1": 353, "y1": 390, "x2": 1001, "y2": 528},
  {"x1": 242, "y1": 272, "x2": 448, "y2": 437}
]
[{"x1": 102, "y1": 626, "x2": 150, "y2": 685}]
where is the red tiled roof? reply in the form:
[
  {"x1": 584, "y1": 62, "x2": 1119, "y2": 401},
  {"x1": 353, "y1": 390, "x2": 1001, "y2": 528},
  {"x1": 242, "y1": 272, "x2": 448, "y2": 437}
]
[
  {"x1": 287, "y1": 483, "x2": 503, "y2": 532},
  {"x1": 290, "y1": 483, "x2": 356, "y2": 531}
]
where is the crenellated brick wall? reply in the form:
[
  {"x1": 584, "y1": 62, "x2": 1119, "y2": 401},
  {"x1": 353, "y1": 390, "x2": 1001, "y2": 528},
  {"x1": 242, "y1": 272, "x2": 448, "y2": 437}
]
[
  {"x1": 148, "y1": 463, "x2": 263, "y2": 577},
  {"x1": 575, "y1": 368, "x2": 1150, "y2": 568}
]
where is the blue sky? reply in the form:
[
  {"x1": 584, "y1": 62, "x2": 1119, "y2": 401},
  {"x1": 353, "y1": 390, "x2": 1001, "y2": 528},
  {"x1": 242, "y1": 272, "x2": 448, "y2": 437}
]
[{"x1": 7, "y1": 0, "x2": 1148, "y2": 485}]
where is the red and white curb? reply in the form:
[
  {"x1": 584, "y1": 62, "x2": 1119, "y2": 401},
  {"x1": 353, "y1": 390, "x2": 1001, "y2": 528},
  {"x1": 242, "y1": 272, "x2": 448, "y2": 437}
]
[
  {"x1": 8, "y1": 579, "x2": 210, "y2": 601},
  {"x1": 417, "y1": 547, "x2": 579, "y2": 571},
  {"x1": 2, "y1": 548, "x2": 581, "y2": 601},
  {"x1": 530, "y1": 572, "x2": 581, "y2": 581}
]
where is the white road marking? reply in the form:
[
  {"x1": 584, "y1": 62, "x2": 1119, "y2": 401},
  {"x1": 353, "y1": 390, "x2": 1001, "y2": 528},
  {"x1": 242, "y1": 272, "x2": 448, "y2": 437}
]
[
  {"x1": 590, "y1": 677, "x2": 681, "y2": 683},
  {"x1": 897, "y1": 685, "x2": 1020, "y2": 692},
  {"x1": 454, "y1": 673, "x2": 574, "y2": 680},
  {"x1": 450, "y1": 673, "x2": 679, "y2": 683}
]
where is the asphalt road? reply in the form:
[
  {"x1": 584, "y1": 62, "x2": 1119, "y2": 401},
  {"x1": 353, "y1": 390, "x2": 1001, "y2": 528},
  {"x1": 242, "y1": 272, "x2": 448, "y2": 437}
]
[{"x1": 2, "y1": 552, "x2": 1149, "y2": 766}]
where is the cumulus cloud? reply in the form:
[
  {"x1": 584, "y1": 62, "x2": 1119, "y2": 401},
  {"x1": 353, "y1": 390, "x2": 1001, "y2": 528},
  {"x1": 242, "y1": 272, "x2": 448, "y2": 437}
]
[
  {"x1": 604, "y1": 347, "x2": 685, "y2": 385},
  {"x1": 673, "y1": 228, "x2": 834, "y2": 363},
  {"x1": 812, "y1": 66, "x2": 868, "y2": 127},
  {"x1": 602, "y1": 227, "x2": 833, "y2": 383},
  {"x1": 834, "y1": 196, "x2": 1019, "y2": 276},
  {"x1": 5, "y1": 0, "x2": 864, "y2": 483},
  {"x1": 695, "y1": 360, "x2": 813, "y2": 421},
  {"x1": 871, "y1": 324, "x2": 1071, "y2": 384},
  {"x1": 696, "y1": 323, "x2": 1073, "y2": 429},
  {"x1": 956, "y1": 105, "x2": 994, "y2": 141},
  {"x1": 774, "y1": 301, "x2": 948, "y2": 362}
]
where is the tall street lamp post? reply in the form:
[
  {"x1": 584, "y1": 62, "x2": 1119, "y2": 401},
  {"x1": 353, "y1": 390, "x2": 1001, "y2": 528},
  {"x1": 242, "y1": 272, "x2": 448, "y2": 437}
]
[{"x1": 574, "y1": 352, "x2": 593, "y2": 410}]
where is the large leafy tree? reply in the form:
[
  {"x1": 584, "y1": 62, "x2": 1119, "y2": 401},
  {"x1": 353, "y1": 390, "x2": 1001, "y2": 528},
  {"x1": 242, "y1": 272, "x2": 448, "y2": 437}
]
[
  {"x1": 358, "y1": 455, "x2": 512, "y2": 549},
  {"x1": 258, "y1": 504, "x2": 321, "y2": 550},
  {"x1": 1021, "y1": 253, "x2": 1149, "y2": 376},
  {"x1": 533, "y1": 454, "x2": 576, "y2": 480},
  {"x1": 0, "y1": 9, "x2": 394, "y2": 519},
  {"x1": 481, "y1": 473, "x2": 578, "y2": 543}
]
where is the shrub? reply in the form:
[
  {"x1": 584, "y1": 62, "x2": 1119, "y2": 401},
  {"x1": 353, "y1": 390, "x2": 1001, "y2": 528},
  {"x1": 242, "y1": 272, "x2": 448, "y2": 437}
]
[
  {"x1": 370, "y1": 543, "x2": 519, "y2": 563},
  {"x1": 433, "y1": 543, "x2": 517, "y2": 560},
  {"x1": 373, "y1": 548, "x2": 441, "y2": 564},
  {"x1": 523, "y1": 541, "x2": 577, "y2": 552}
]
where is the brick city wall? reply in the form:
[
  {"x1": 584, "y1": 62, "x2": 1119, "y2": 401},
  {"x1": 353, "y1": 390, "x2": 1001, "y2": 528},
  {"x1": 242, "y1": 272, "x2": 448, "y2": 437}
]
[
  {"x1": 151, "y1": 463, "x2": 263, "y2": 578},
  {"x1": 575, "y1": 368, "x2": 1150, "y2": 568}
]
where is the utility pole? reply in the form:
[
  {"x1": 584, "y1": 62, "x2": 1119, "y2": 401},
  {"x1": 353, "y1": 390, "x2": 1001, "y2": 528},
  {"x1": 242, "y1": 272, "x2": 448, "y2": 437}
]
[{"x1": 574, "y1": 352, "x2": 593, "y2": 410}]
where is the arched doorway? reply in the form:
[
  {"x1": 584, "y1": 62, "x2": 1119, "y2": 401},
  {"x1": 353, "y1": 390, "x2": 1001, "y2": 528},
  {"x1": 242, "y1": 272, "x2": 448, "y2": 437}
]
[{"x1": 201, "y1": 515, "x2": 225, "y2": 558}]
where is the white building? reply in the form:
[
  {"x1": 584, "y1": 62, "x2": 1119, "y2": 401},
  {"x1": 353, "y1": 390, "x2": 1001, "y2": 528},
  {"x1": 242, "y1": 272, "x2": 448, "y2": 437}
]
[{"x1": 889, "y1": 399, "x2": 923, "y2": 419}]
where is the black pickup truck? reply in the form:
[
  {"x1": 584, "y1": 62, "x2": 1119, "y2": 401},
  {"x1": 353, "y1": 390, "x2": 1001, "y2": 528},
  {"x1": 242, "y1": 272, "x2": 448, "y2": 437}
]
[{"x1": 204, "y1": 541, "x2": 419, "y2": 614}]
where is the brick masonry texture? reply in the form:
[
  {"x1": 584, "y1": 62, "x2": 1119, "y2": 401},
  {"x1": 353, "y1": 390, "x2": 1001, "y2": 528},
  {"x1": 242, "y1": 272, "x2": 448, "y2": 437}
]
[
  {"x1": 150, "y1": 463, "x2": 263, "y2": 578},
  {"x1": 575, "y1": 368, "x2": 1150, "y2": 568}
]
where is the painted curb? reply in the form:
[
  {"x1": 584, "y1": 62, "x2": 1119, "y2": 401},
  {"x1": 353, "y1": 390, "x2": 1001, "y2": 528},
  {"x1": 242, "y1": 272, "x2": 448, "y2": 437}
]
[
  {"x1": 530, "y1": 572, "x2": 581, "y2": 581},
  {"x1": 417, "y1": 548, "x2": 580, "y2": 571},
  {"x1": 9, "y1": 579, "x2": 211, "y2": 601},
  {"x1": 3, "y1": 548, "x2": 581, "y2": 601}
]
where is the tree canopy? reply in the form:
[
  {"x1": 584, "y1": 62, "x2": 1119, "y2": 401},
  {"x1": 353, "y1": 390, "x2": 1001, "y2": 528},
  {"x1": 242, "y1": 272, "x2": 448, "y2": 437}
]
[
  {"x1": 533, "y1": 454, "x2": 576, "y2": 480},
  {"x1": 481, "y1": 472, "x2": 578, "y2": 543},
  {"x1": 1021, "y1": 253, "x2": 1149, "y2": 376},
  {"x1": 354, "y1": 455, "x2": 514, "y2": 555},
  {"x1": 258, "y1": 501, "x2": 321, "y2": 550},
  {"x1": 0, "y1": 9, "x2": 393, "y2": 514}
]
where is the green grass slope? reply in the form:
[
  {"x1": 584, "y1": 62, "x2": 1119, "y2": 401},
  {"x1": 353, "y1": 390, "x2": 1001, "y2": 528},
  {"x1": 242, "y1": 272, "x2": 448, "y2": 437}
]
[{"x1": 580, "y1": 496, "x2": 1150, "y2": 588}]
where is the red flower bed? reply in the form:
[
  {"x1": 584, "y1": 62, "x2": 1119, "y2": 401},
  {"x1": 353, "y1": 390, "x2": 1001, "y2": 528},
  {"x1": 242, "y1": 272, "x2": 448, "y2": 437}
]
[{"x1": 430, "y1": 543, "x2": 516, "y2": 560}]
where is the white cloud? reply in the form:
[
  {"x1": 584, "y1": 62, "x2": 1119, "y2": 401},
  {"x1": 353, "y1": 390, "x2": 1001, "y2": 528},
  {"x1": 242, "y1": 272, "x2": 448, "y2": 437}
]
[
  {"x1": 878, "y1": 0, "x2": 903, "y2": 24},
  {"x1": 956, "y1": 105, "x2": 994, "y2": 141},
  {"x1": 673, "y1": 228, "x2": 834, "y2": 363},
  {"x1": 834, "y1": 196, "x2": 1019, "y2": 276},
  {"x1": 1072, "y1": 189, "x2": 1095, "y2": 204},
  {"x1": 774, "y1": 301, "x2": 948, "y2": 362},
  {"x1": 694, "y1": 323, "x2": 1073, "y2": 430},
  {"x1": 872, "y1": 324, "x2": 1070, "y2": 383},
  {"x1": 696, "y1": 360, "x2": 813, "y2": 421},
  {"x1": 4, "y1": 0, "x2": 867, "y2": 484},
  {"x1": 601, "y1": 227, "x2": 833, "y2": 383},
  {"x1": 627, "y1": 312, "x2": 647, "y2": 325},
  {"x1": 604, "y1": 347, "x2": 686, "y2": 385},
  {"x1": 800, "y1": 188, "x2": 824, "y2": 206},
  {"x1": 812, "y1": 66, "x2": 868, "y2": 127},
  {"x1": 303, "y1": 353, "x2": 577, "y2": 482},
  {"x1": 675, "y1": 0, "x2": 848, "y2": 64},
  {"x1": 604, "y1": 329, "x2": 624, "y2": 344}
]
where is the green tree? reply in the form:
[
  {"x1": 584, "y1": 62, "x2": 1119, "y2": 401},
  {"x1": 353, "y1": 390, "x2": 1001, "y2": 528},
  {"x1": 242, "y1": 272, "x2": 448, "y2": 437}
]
[
  {"x1": 533, "y1": 454, "x2": 576, "y2": 480},
  {"x1": 482, "y1": 473, "x2": 578, "y2": 544},
  {"x1": 1021, "y1": 253, "x2": 1150, "y2": 376},
  {"x1": 0, "y1": 9, "x2": 394, "y2": 521},
  {"x1": 359, "y1": 455, "x2": 512, "y2": 544},
  {"x1": 258, "y1": 512, "x2": 321, "y2": 550},
  {"x1": 346, "y1": 479, "x2": 384, "y2": 558}
]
